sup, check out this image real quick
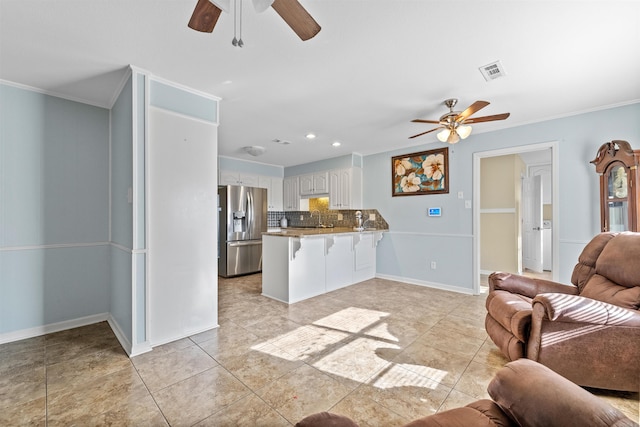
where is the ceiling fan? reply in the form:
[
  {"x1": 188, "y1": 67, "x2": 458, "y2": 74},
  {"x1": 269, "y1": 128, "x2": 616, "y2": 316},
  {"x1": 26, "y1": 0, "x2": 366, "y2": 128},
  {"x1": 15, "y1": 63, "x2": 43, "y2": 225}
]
[
  {"x1": 188, "y1": 0, "x2": 321, "y2": 41},
  {"x1": 409, "y1": 99, "x2": 510, "y2": 144}
]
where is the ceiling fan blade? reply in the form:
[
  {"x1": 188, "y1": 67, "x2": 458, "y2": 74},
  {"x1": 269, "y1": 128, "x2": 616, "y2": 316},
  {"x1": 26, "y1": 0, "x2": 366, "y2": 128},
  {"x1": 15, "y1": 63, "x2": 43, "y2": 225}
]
[
  {"x1": 464, "y1": 113, "x2": 511, "y2": 123},
  {"x1": 271, "y1": 0, "x2": 321, "y2": 41},
  {"x1": 409, "y1": 127, "x2": 442, "y2": 139},
  {"x1": 411, "y1": 119, "x2": 441, "y2": 124},
  {"x1": 188, "y1": 0, "x2": 223, "y2": 33},
  {"x1": 456, "y1": 100, "x2": 489, "y2": 122}
]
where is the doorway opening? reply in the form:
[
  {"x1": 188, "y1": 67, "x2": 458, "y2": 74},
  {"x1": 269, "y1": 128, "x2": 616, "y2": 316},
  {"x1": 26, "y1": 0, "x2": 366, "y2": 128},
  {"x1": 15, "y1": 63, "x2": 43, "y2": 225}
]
[{"x1": 472, "y1": 142, "x2": 559, "y2": 294}]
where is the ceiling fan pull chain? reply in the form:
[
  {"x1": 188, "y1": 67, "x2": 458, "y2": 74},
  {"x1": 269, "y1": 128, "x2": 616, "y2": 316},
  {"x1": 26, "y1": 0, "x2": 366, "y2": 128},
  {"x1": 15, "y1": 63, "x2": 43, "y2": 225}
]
[
  {"x1": 238, "y1": 0, "x2": 244, "y2": 47},
  {"x1": 231, "y1": 0, "x2": 238, "y2": 46}
]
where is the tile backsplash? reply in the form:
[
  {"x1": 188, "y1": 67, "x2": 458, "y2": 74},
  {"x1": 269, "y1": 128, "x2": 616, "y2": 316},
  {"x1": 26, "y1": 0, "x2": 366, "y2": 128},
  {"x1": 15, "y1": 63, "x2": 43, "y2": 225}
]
[{"x1": 268, "y1": 209, "x2": 388, "y2": 230}]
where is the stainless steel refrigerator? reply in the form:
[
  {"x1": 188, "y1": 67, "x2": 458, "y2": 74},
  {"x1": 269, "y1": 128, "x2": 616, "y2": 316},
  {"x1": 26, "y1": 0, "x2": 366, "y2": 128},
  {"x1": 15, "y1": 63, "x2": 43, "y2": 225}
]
[{"x1": 218, "y1": 185, "x2": 267, "y2": 277}]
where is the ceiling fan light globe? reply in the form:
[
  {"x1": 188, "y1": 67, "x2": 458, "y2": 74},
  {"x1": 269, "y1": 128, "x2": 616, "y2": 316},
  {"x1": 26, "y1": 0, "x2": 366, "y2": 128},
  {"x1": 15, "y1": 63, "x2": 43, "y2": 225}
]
[
  {"x1": 447, "y1": 131, "x2": 460, "y2": 144},
  {"x1": 457, "y1": 124, "x2": 472, "y2": 139},
  {"x1": 210, "y1": 0, "x2": 231, "y2": 13},
  {"x1": 437, "y1": 128, "x2": 450, "y2": 143},
  {"x1": 252, "y1": 0, "x2": 274, "y2": 13}
]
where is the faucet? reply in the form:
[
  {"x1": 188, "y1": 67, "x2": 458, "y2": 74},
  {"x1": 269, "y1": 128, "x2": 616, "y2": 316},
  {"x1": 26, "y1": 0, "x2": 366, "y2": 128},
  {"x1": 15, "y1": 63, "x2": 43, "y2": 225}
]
[{"x1": 311, "y1": 209, "x2": 323, "y2": 227}]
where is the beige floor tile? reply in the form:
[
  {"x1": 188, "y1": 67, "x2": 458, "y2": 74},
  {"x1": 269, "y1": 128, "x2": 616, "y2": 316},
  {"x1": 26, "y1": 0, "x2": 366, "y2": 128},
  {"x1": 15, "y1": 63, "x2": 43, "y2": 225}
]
[
  {"x1": 264, "y1": 324, "x2": 351, "y2": 362},
  {"x1": 414, "y1": 325, "x2": 485, "y2": 359},
  {"x1": 0, "y1": 363, "x2": 46, "y2": 408},
  {"x1": 356, "y1": 364, "x2": 453, "y2": 420},
  {"x1": 47, "y1": 365, "x2": 149, "y2": 426},
  {"x1": 257, "y1": 364, "x2": 352, "y2": 424},
  {"x1": 46, "y1": 346, "x2": 131, "y2": 394},
  {"x1": 54, "y1": 392, "x2": 167, "y2": 427},
  {"x1": 453, "y1": 361, "x2": 502, "y2": 400},
  {"x1": 194, "y1": 393, "x2": 291, "y2": 427},
  {"x1": 0, "y1": 336, "x2": 45, "y2": 357},
  {"x1": 0, "y1": 396, "x2": 46, "y2": 427},
  {"x1": 221, "y1": 343, "x2": 304, "y2": 390},
  {"x1": 0, "y1": 346, "x2": 44, "y2": 377},
  {"x1": 130, "y1": 337, "x2": 194, "y2": 365},
  {"x1": 153, "y1": 365, "x2": 251, "y2": 427},
  {"x1": 308, "y1": 336, "x2": 397, "y2": 386},
  {"x1": 133, "y1": 344, "x2": 218, "y2": 392},
  {"x1": 392, "y1": 341, "x2": 471, "y2": 388},
  {"x1": 195, "y1": 322, "x2": 264, "y2": 362},
  {"x1": 45, "y1": 330, "x2": 121, "y2": 365},
  {"x1": 437, "y1": 388, "x2": 479, "y2": 412},
  {"x1": 329, "y1": 391, "x2": 411, "y2": 427},
  {"x1": 472, "y1": 339, "x2": 509, "y2": 369}
]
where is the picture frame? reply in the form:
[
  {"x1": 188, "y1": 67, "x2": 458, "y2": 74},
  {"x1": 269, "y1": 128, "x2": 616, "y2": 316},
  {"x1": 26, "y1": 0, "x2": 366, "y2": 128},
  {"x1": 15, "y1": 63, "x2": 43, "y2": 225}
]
[{"x1": 392, "y1": 147, "x2": 449, "y2": 196}]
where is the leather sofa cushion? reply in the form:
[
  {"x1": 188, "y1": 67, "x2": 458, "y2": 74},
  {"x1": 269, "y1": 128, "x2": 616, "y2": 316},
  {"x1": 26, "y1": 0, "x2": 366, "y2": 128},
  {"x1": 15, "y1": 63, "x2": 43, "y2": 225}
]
[
  {"x1": 295, "y1": 412, "x2": 358, "y2": 427},
  {"x1": 403, "y1": 400, "x2": 514, "y2": 427},
  {"x1": 486, "y1": 291, "x2": 533, "y2": 342},
  {"x1": 571, "y1": 232, "x2": 617, "y2": 292},
  {"x1": 595, "y1": 232, "x2": 640, "y2": 289},
  {"x1": 488, "y1": 359, "x2": 636, "y2": 427},
  {"x1": 581, "y1": 274, "x2": 640, "y2": 309}
]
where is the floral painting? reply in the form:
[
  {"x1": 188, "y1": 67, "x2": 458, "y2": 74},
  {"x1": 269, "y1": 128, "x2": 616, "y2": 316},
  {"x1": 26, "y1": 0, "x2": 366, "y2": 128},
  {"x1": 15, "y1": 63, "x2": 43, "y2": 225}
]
[{"x1": 392, "y1": 148, "x2": 449, "y2": 196}]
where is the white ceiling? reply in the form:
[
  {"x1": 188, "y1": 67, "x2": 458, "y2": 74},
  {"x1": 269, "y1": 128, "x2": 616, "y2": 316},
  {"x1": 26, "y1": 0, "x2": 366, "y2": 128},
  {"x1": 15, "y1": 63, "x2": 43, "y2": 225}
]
[{"x1": 2, "y1": 1, "x2": 639, "y2": 167}]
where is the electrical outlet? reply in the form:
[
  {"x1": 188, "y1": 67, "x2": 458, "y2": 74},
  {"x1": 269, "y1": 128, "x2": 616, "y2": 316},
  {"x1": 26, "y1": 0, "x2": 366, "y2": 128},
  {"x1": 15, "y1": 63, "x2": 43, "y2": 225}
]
[
  {"x1": 465, "y1": 200, "x2": 472, "y2": 209},
  {"x1": 369, "y1": 213, "x2": 376, "y2": 221},
  {"x1": 300, "y1": 215, "x2": 304, "y2": 220},
  {"x1": 337, "y1": 213, "x2": 343, "y2": 220},
  {"x1": 127, "y1": 187, "x2": 133, "y2": 204},
  {"x1": 458, "y1": 191, "x2": 464, "y2": 199},
  {"x1": 430, "y1": 261, "x2": 437, "y2": 269}
]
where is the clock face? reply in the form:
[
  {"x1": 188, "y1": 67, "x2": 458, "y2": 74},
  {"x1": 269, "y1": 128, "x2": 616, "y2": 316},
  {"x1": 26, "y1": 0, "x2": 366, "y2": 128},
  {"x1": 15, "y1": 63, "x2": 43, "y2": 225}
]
[{"x1": 608, "y1": 164, "x2": 628, "y2": 199}]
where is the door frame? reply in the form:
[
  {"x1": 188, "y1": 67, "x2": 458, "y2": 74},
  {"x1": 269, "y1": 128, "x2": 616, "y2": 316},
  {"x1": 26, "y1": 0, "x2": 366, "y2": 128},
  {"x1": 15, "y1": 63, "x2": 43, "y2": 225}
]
[{"x1": 472, "y1": 141, "x2": 559, "y2": 294}]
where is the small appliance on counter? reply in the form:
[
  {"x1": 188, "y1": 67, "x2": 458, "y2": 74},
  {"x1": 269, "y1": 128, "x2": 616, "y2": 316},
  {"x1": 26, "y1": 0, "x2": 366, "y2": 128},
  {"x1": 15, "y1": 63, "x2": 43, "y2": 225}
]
[
  {"x1": 280, "y1": 216, "x2": 288, "y2": 228},
  {"x1": 218, "y1": 185, "x2": 267, "y2": 277}
]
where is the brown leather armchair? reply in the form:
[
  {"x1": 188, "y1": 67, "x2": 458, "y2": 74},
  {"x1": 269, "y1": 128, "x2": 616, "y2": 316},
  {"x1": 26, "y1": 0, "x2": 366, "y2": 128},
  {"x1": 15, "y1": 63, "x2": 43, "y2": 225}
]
[{"x1": 485, "y1": 232, "x2": 640, "y2": 392}]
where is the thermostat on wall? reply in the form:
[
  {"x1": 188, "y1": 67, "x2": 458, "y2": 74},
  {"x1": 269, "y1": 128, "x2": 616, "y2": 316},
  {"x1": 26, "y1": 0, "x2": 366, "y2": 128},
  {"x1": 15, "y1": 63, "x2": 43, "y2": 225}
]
[{"x1": 428, "y1": 207, "x2": 442, "y2": 217}]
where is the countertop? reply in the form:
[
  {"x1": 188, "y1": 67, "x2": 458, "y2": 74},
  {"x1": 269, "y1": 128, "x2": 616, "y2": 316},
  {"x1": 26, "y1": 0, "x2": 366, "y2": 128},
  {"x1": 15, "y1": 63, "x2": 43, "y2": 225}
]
[{"x1": 264, "y1": 227, "x2": 386, "y2": 237}]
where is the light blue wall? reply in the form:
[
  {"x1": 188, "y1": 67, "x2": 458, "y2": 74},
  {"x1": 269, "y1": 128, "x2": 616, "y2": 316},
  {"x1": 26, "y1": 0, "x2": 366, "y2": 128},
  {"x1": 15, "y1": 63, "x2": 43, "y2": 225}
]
[
  {"x1": 365, "y1": 103, "x2": 640, "y2": 290},
  {"x1": 219, "y1": 156, "x2": 284, "y2": 177},
  {"x1": 150, "y1": 80, "x2": 218, "y2": 123},
  {"x1": 109, "y1": 75, "x2": 134, "y2": 345},
  {"x1": 0, "y1": 83, "x2": 110, "y2": 334}
]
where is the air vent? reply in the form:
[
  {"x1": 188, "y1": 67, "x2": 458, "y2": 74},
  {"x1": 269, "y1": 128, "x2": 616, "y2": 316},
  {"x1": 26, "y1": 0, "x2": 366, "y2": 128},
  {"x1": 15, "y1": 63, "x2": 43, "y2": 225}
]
[
  {"x1": 479, "y1": 61, "x2": 506, "y2": 81},
  {"x1": 272, "y1": 139, "x2": 291, "y2": 145}
]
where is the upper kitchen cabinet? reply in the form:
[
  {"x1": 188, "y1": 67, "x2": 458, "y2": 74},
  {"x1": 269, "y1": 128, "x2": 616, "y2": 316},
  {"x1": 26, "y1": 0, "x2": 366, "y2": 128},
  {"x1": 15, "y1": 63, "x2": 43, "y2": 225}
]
[
  {"x1": 219, "y1": 171, "x2": 260, "y2": 187},
  {"x1": 283, "y1": 176, "x2": 300, "y2": 211},
  {"x1": 591, "y1": 140, "x2": 640, "y2": 232},
  {"x1": 299, "y1": 172, "x2": 329, "y2": 196},
  {"x1": 259, "y1": 176, "x2": 284, "y2": 211},
  {"x1": 329, "y1": 168, "x2": 363, "y2": 209}
]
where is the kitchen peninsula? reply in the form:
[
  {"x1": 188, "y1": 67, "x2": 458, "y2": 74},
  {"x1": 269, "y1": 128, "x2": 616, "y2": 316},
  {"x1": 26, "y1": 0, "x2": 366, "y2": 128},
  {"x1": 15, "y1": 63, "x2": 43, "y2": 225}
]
[{"x1": 262, "y1": 227, "x2": 386, "y2": 303}]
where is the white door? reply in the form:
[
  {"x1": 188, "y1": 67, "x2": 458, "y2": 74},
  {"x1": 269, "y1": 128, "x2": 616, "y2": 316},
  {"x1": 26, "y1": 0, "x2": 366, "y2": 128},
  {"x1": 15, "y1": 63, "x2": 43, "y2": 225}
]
[
  {"x1": 149, "y1": 108, "x2": 218, "y2": 346},
  {"x1": 522, "y1": 174, "x2": 543, "y2": 272}
]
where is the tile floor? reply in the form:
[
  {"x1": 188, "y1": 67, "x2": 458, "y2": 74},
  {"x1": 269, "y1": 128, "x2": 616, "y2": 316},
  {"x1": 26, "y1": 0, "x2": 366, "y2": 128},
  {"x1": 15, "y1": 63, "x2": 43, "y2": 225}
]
[{"x1": 2, "y1": 274, "x2": 638, "y2": 426}]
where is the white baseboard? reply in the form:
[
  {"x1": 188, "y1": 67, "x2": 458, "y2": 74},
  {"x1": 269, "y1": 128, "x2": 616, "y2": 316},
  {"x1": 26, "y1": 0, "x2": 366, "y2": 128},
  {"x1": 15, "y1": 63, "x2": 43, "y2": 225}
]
[
  {"x1": 107, "y1": 316, "x2": 132, "y2": 356},
  {"x1": 0, "y1": 312, "x2": 109, "y2": 345},
  {"x1": 375, "y1": 273, "x2": 476, "y2": 295}
]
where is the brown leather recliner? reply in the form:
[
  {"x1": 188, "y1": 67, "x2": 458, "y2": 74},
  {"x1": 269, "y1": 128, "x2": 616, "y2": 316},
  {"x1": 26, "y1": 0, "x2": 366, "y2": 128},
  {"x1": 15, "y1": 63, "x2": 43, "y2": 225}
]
[
  {"x1": 296, "y1": 359, "x2": 638, "y2": 427},
  {"x1": 485, "y1": 232, "x2": 640, "y2": 392}
]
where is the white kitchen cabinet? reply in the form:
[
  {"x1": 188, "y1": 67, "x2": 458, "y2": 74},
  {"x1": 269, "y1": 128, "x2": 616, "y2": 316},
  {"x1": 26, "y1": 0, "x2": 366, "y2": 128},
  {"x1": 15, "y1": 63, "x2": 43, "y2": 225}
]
[
  {"x1": 283, "y1": 176, "x2": 300, "y2": 211},
  {"x1": 219, "y1": 171, "x2": 260, "y2": 187},
  {"x1": 329, "y1": 167, "x2": 363, "y2": 209},
  {"x1": 259, "y1": 176, "x2": 284, "y2": 211},
  {"x1": 299, "y1": 172, "x2": 329, "y2": 195},
  {"x1": 262, "y1": 230, "x2": 384, "y2": 304}
]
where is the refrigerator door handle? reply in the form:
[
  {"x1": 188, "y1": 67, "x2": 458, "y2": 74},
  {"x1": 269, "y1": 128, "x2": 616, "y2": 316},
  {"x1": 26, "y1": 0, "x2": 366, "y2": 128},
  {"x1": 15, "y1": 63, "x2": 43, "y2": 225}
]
[
  {"x1": 247, "y1": 190, "x2": 254, "y2": 239},
  {"x1": 228, "y1": 240, "x2": 262, "y2": 247}
]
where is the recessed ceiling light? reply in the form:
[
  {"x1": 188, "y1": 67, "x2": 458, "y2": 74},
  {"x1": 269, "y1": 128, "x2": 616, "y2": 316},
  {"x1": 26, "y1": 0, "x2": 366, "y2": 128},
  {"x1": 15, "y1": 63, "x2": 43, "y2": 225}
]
[
  {"x1": 332, "y1": 141, "x2": 341, "y2": 147},
  {"x1": 306, "y1": 133, "x2": 316, "y2": 140}
]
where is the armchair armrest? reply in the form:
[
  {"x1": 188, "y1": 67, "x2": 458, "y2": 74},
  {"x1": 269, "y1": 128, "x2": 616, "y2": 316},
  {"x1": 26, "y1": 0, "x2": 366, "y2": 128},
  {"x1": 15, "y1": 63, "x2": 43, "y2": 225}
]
[
  {"x1": 532, "y1": 293, "x2": 640, "y2": 326},
  {"x1": 488, "y1": 272, "x2": 578, "y2": 299}
]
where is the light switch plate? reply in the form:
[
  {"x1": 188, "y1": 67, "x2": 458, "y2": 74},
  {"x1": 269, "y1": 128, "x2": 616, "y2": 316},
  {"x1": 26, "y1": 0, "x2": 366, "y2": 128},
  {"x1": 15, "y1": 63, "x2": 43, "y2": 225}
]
[{"x1": 369, "y1": 213, "x2": 376, "y2": 221}]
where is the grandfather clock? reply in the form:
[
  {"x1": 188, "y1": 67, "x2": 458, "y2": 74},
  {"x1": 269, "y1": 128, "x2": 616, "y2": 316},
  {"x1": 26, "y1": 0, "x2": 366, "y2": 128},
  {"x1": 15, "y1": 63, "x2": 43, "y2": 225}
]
[{"x1": 591, "y1": 140, "x2": 640, "y2": 232}]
